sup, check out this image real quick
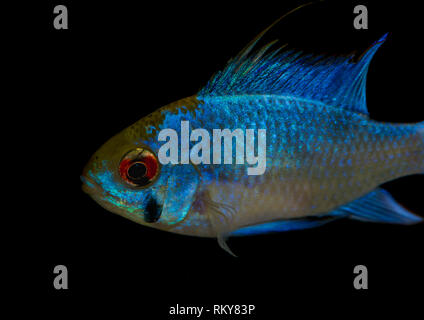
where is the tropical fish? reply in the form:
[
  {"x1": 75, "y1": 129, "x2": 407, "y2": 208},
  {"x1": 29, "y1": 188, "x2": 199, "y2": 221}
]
[{"x1": 81, "y1": 9, "x2": 424, "y2": 255}]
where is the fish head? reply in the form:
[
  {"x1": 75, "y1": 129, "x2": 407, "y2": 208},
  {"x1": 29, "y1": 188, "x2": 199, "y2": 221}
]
[{"x1": 81, "y1": 104, "x2": 203, "y2": 234}]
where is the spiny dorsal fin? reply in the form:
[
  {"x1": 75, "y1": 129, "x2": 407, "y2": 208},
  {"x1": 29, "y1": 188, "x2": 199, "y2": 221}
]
[{"x1": 198, "y1": 10, "x2": 388, "y2": 115}]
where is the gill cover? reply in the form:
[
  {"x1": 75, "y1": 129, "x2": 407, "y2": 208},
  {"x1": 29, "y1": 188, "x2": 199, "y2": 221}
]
[{"x1": 158, "y1": 163, "x2": 200, "y2": 226}]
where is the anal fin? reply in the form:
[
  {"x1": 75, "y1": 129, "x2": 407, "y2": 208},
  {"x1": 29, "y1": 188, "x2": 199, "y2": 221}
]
[
  {"x1": 333, "y1": 188, "x2": 422, "y2": 225},
  {"x1": 229, "y1": 188, "x2": 422, "y2": 239},
  {"x1": 230, "y1": 215, "x2": 338, "y2": 237}
]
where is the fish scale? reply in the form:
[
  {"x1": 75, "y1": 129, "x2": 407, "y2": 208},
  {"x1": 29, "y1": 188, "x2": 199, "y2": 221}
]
[
  {"x1": 180, "y1": 95, "x2": 421, "y2": 232},
  {"x1": 81, "y1": 13, "x2": 423, "y2": 254}
]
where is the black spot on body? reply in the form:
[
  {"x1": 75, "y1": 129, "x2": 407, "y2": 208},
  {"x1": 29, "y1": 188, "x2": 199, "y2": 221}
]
[{"x1": 144, "y1": 196, "x2": 162, "y2": 223}]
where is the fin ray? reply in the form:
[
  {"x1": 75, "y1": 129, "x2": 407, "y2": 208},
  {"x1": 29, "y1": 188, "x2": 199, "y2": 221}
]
[
  {"x1": 217, "y1": 233, "x2": 237, "y2": 257},
  {"x1": 230, "y1": 215, "x2": 338, "y2": 236},
  {"x1": 333, "y1": 188, "x2": 422, "y2": 224},
  {"x1": 230, "y1": 187, "x2": 422, "y2": 237},
  {"x1": 198, "y1": 14, "x2": 388, "y2": 115}
]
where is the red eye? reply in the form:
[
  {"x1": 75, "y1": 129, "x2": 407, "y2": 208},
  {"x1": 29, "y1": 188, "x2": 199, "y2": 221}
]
[{"x1": 119, "y1": 148, "x2": 160, "y2": 187}]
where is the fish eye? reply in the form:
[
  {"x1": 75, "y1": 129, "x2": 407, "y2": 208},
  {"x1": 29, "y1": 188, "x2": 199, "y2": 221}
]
[
  {"x1": 127, "y1": 162, "x2": 147, "y2": 180},
  {"x1": 119, "y1": 148, "x2": 160, "y2": 188}
]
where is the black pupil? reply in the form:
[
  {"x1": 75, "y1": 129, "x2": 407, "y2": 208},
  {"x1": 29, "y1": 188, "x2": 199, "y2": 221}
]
[{"x1": 127, "y1": 162, "x2": 147, "y2": 180}]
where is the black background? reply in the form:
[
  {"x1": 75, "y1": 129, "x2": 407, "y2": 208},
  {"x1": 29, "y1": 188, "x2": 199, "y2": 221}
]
[{"x1": 18, "y1": 0, "x2": 424, "y2": 317}]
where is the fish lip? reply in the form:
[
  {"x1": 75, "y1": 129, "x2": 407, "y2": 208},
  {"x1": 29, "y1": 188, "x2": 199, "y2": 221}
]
[
  {"x1": 80, "y1": 173, "x2": 132, "y2": 211},
  {"x1": 80, "y1": 174, "x2": 100, "y2": 195}
]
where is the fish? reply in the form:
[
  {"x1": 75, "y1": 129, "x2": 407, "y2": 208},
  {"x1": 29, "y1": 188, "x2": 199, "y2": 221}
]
[{"x1": 81, "y1": 7, "x2": 424, "y2": 256}]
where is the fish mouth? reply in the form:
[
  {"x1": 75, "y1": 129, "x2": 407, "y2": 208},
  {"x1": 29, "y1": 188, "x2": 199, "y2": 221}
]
[
  {"x1": 80, "y1": 172, "x2": 147, "y2": 216},
  {"x1": 80, "y1": 174, "x2": 126, "y2": 214},
  {"x1": 80, "y1": 174, "x2": 101, "y2": 195}
]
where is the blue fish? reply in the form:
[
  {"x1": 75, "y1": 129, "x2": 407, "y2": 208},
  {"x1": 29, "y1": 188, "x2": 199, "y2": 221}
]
[{"x1": 81, "y1": 10, "x2": 423, "y2": 255}]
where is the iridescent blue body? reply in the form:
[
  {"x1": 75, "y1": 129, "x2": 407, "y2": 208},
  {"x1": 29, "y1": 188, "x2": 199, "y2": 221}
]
[
  {"x1": 81, "y1": 19, "x2": 424, "y2": 254},
  {"x1": 128, "y1": 94, "x2": 423, "y2": 238}
]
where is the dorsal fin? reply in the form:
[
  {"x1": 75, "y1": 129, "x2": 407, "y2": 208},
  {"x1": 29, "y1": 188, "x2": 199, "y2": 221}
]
[{"x1": 198, "y1": 11, "x2": 388, "y2": 115}]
